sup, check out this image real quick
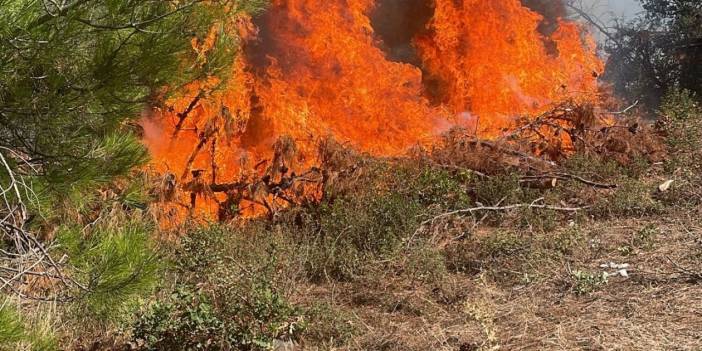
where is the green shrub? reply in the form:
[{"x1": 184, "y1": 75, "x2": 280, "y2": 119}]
[
  {"x1": 403, "y1": 241, "x2": 447, "y2": 284},
  {"x1": 655, "y1": 90, "x2": 702, "y2": 206},
  {"x1": 302, "y1": 303, "x2": 357, "y2": 348},
  {"x1": 481, "y1": 232, "x2": 526, "y2": 258},
  {"x1": 473, "y1": 173, "x2": 522, "y2": 206},
  {"x1": 305, "y1": 191, "x2": 424, "y2": 281},
  {"x1": 132, "y1": 287, "x2": 225, "y2": 351},
  {"x1": 633, "y1": 224, "x2": 659, "y2": 251},
  {"x1": 411, "y1": 167, "x2": 471, "y2": 208},
  {"x1": 563, "y1": 153, "x2": 622, "y2": 181},
  {"x1": 660, "y1": 89, "x2": 702, "y2": 158},
  {"x1": 132, "y1": 225, "x2": 306, "y2": 350},
  {"x1": 570, "y1": 270, "x2": 608, "y2": 296},
  {"x1": 132, "y1": 284, "x2": 303, "y2": 351},
  {"x1": 549, "y1": 226, "x2": 585, "y2": 255}
]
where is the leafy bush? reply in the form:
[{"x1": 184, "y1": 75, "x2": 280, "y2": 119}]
[
  {"x1": 660, "y1": 89, "x2": 702, "y2": 167},
  {"x1": 473, "y1": 173, "x2": 522, "y2": 206},
  {"x1": 633, "y1": 224, "x2": 659, "y2": 251},
  {"x1": 132, "y1": 287, "x2": 225, "y2": 351},
  {"x1": 303, "y1": 303, "x2": 357, "y2": 348},
  {"x1": 563, "y1": 153, "x2": 622, "y2": 181},
  {"x1": 656, "y1": 90, "x2": 702, "y2": 206},
  {"x1": 410, "y1": 167, "x2": 471, "y2": 208},
  {"x1": 549, "y1": 226, "x2": 585, "y2": 255},
  {"x1": 131, "y1": 225, "x2": 306, "y2": 351},
  {"x1": 305, "y1": 191, "x2": 424, "y2": 281},
  {"x1": 594, "y1": 178, "x2": 663, "y2": 217},
  {"x1": 132, "y1": 284, "x2": 303, "y2": 351},
  {"x1": 570, "y1": 270, "x2": 608, "y2": 296}
]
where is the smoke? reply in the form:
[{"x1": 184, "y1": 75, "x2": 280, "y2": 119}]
[
  {"x1": 521, "y1": 0, "x2": 567, "y2": 35},
  {"x1": 371, "y1": 0, "x2": 434, "y2": 64},
  {"x1": 369, "y1": 0, "x2": 573, "y2": 63}
]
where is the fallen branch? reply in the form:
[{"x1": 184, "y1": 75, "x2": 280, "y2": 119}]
[
  {"x1": 520, "y1": 172, "x2": 618, "y2": 189},
  {"x1": 666, "y1": 257, "x2": 702, "y2": 282},
  {"x1": 1, "y1": 148, "x2": 89, "y2": 301},
  {"x1": 418, "y1": 197, "x2": 588, "y2": 231}
]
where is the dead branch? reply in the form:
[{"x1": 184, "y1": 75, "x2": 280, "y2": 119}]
[
  {"x1": 605, "y1": 100, "x2": 640, "y2": 115},
  {"x1": 520, "y1": 172, "x2": 618, "y2": 189},
  {"x1": 0, "y1": 149, "x2": 88, "y2": 301},
  {"x1": 417, "y1": 197, "x2": 588, "y2": 232},
  {"x1": 666, "y1": 257, "x2": 702, "y2": 282}
]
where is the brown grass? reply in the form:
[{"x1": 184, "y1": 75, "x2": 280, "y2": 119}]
[{"x1": 285, "y1": 207, "x2": 702, "y2": 351}]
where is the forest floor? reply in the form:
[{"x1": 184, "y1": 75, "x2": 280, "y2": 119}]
[{"x1": 291, "y1": 209, "x2": 702, "y2": 350}]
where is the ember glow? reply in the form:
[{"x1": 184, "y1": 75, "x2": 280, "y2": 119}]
[{"x1": 143, "y1": 0, "x2": 603, "y2": 222}]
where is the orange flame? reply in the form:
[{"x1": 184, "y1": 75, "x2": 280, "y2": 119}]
[{"x1": 143, "y1": 0, "x2": 603, "y2": 223}]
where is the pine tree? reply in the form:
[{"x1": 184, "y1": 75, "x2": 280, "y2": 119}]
[
  {"x1": 1, "y1": 0, "x2": 265, "y2": 196},
  {"x1": 0, "y1": 0, "x2": 267, "y2": 346}
]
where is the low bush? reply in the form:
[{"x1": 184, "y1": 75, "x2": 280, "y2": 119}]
[
  {"x1": 132, "y1": 225, "x2": 306, "y2": 351},
  {"x1": 657, "y1": 89, "x2": 702, "y2": 206},
  {"x1": 570, "y1": 270, "x2": 608, "y2": 296},
  {"x1": 593, "y1": 178, "x2": 663, "y2": 218}
]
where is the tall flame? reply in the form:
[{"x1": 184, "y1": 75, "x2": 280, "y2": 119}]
[{"x1": 143, "y1": 0, "x2": 603, "y2": 221}]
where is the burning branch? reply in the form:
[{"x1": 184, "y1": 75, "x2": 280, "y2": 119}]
[
  {"x1": 172, "y1": 90, "x2": 204, "y2": 138},
  {"x1": 181, "y1": 116, "x2": 219, "y2": 181}
]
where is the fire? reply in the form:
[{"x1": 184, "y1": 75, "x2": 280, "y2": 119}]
[
  {"x1": 143, "y1": 0, "x2": 603, "y2": 223},
  {"x1": 416, "y1": 0, "x2": 603, "y2": 134}
]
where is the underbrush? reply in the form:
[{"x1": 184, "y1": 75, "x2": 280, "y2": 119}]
[
  {"x1": 657, "y1": 90, "x2": 702, "y2": 206},
  {"x1": 7, "y1": 94, "x2": 700, "y2": 350},
  {"x1": 126, "y1": 141, "x2": 685, "y2": 349},
  {"x1": 0, "y1": 301, "x2": 57, "y2": 351}
]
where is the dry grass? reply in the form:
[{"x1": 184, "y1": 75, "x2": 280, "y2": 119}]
[{"x1": 284, "y1": 208, "x2": 702, "y2": 351}]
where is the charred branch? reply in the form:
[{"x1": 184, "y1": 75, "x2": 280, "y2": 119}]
[
  {"x1": 172, "y1": 91, "x2": 204, "y2": 138},
  {"x1": 181, "y1": 117, "x2": 219, "y2": 181}
]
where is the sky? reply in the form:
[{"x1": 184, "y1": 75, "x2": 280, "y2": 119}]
[
  {"x1": 580, "y1": 0, "x2": 643, "y2": 22},
  {"x1": 572, "y1": 0, "x2": 644, "y2": 43},
  {"x1": 604, "y1": 0, "x2": 643, "y2": 18}
]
